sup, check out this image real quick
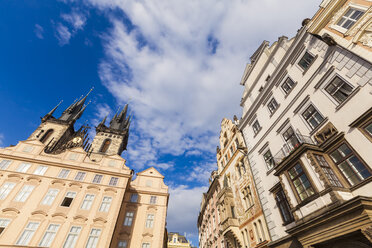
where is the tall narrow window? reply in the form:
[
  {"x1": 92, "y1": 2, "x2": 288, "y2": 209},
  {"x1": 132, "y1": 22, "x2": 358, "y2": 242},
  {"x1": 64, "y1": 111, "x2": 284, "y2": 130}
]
[
  {"x1": 130, "y1": 193, "x2": 138, "y2": 203},
  {"x1": 118, "y1": 240, "x2": 127, "y2": 248},
  {"x1": 99, "y1": 196, "x2": 112, "y2": 212},
  {"x1": 336, "y1": 8, "x2": 364, "y2": 30},
  {"x1": 39, "y1": 224, "x2": 60, "y2": 247},
  {"x1": 254, "y1": 222, "x2": 262, "y2": 243},
  {"x1": 275, "y1": 188, "x2": 293, "y2": 224},
  {"x1": 329, "y1": 143, "x2": 371, "y2": 186},
  {"x1": 288, "y1": 163, "x2": 315, "y2": 201},
  {"x1": 231, "y1": 206, "x2": 236, "y2": 218},
  {"x1": 92, "y1": 174, "x2": 103, "y2": 184},
  {"x1": 58, "y1": 169, "x2": 70, "y2": 179},
  {"x1": 100, "y1": 139, "x2": 111, "y2": 153},
  {"x1": 150, "y1": 196, "x2": 157, "y2": 204},
  {"x1": 302, "y1": 105, "x2": 324, "y2": 130},
  {"x1": 258, "y1": 220, "x2": 266, "y2": 241},
  {"x1": 61, "y1": 192, "x2": 76, "y2": 207},
  {"x1": 283, "y1": 127, "x2": 300, "y2": 150},
  {"x1": 86, "y1": 228, "x2": 101, "y2": 248},
  {"x1": 16, "y1": 222, "x2": 39, "y2": 245},
  {"x1": 325, "y1": 76, "x2": 354, "y2": 104},
  {"x1": 109, "y1": 177, "x2": 119, "y2": 186},
  {"x1": 267, "y1": 98, "x2": 279, "y2": 114},
  {"x1": 74, "y1": 171, "x2": 86, "y2": 181},
  {"x1": 124, "y1": 212, "x2": 134, "y2": 226},
  {"x1": 145, "y1": 214, "x2": 155, "y2": 228},
  {"x1": 63, "y1": 226, "x2": 81, "y2": 248},
  {"x1": 298, "y1": 52, "x2": 315, "y2": 70},
  {"x1": 40, "y1": 129, "x2": 54, "y2": 143},
  {"x1": 0, "y1": 182, "x2": 16, "y2": 200},
  {"x1": 263, "y1": 150, "x2": 275, "y2": 170},
  {"x1": 34, "y1": 165, "x2": 48, "y2": 176},
  {"x1": 142, "y1": 243, "x2": 150, "y2": 248},
  {"x1": 314, "y1": 155, "x2": 343, "y2": 187},
  {"x1": 364, "y1": 121, "x2": 372, "y2": 138},
  {"x1": 281, "y1": 78, "x2": 295, "y2": 95},
  {"x1": 0, "y1": 219, "x2": 10, "y2": 235},
  {"x1": 42, "y1": 189, "x2": 59, "y2": 205},
  {"x1": 0, "y1": 160, "x2": 11, "y2": 170},
  {"x1": 14, "y1": 185, "x2": 35, "y2": 202},
  {"x1": 81, "y1": 194, "x2": 95, "y2": 210},
  {"x1": 252, "y1": 120, "x2": 261, "y2": 135},
  {"x1": 16, "y1": 163, "x2": 31, "y2": 173}
]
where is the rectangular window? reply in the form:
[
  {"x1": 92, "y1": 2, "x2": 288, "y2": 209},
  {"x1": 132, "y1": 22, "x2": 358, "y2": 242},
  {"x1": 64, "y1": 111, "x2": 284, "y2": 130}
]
[
  {"x1": 99, "y1": 196, "x2": 112, "y2": 212},
  {"x1": 109, "y1": 177, "x2": 119, "y2": 186},
  {"x1": 150, "y1": 196, "x2": 157, "y2": 204},
  {"x1": 58, "y1": 169, "x2": 70, "y2": 179},
  {"x1": 283, "y1": 127, "x2": 300, "y2": 150},
  {"x1": 364, "y1": 122, "x2": 372, "y2": 137},
  {"x1": 314, "y1": 155, "x2": 343, "y2": 187},
  {"x1": 142, "y1": 243, "x2": 150, "y2": 248},
  {"x1": 123, "y1": 212, "x2": 134, "y2": 226},
  {"x1": 302, "y1": 105, "x2": 324, "y2": 130},
  {"x1": 325, "y1": 76, "x2": 354, "y2": 104},
  {"x1": 42, "y1": 189, "x2": 59, "y2": 205},
  {"x1": 63, "y1": 226, "x2": 81, "y2": 248},
  {"x1": 337, "y1": 8, "x2": 364, "y2": 30},
  {"x1": 16, "y1": 222, "x2": 39, "y2": 245},
  {"x1": 263, "y1": 150, "x2": 275, "y2": 170},
  {"x1": 0, "y1": 219, "x2": 10, "y2": 235},
  {"x1": 267, "y1": 98, "x2": 279, "y2": 114},
  {"x1": 130, "y1": 193, "x2": 138, "y2": 203},
  {"x1": 252, "y1": 120, "x2": 261, "y2": 135},
  {"x1": 298, "y1": 52, "x2": 315, "y2": 70},
  {"x1": 0, "y1": 182, "x2": 16, "y2": 200},
  {"x1": 235, "y1": 138, "x2": 239, "y2": 148},
  {"x1": 61, "y1": 192, "x2": 76, "y2": 207},
  {"x1": 14, "y1": 185, "x2": 35, "y2": 202},
  {"x1": 92, "y1": 174, "x2": 103, "y2": 184},
  {"x1": 74, "y1": 171, "x2": 86, "y2": 181},
  {"x1": 275, "y1": 188, "x2": 294, "y2": 224},
  {"x1": 16, "y1": 163, "x2": 31, "y2": 173},
  {"x1": 34, "y1": 165, "x2": 48, "y2": 176},
  {"x1": 118, "y1": 240, "x2": 127, "y2": 248},
  {"x1": 288, "y1": 163, "x2": 315, "y2": 201},
  {"x1": 86, "y1": 228, "x2": 101, "y2": 248},
  {"x1": 39, "y1": 223, "x2": 60, "y2": 247},
  {"x1": 145, "y1": 214, "x2": 155, "y2": 228},
  {"x1": 0, "y1": 160, "x2": 11, "y2": 170},
  {"x1": 330, "y1": 143, "x2": 371, "y2": 186},
  {"x1": 81, "y1": 194, "x2": 95, "y2": 210},
  {"x1": 281, "y1": 78, "x2": 295, "y2": 95},
  {"x1": 230, "y1": 146, "x2": 234, "y2": 155}
]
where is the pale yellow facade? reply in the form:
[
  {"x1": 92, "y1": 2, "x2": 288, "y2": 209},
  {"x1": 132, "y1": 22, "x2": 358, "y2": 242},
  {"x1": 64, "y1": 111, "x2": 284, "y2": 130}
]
[{"x1": 168, "y1": 232, "x2": 191, "y2": 248}]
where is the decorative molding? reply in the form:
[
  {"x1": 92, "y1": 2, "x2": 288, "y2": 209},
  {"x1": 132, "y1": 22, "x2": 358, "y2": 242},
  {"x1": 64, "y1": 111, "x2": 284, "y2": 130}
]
[
  {"x1": 2, "y1": 207, "x2": 20, "y2": 214},
  {"x1": 31, "y1": 210, "x2": 48, "y2": 217},
  {"x1": 73, "y1": 215, "x2": 88, "y2": 222},
  {"x1": 87, "y1": 185, "x2": 100, "y2": 191},
  {"x1": 7, "y1": 174, "x2": 23, "y2": 180},
  {"x1": 293, "y1": 95, "x2": 310, "y2": 114},
  {"x1": 69, "y1": 182, "x2": 82, "y2": 188},
  {"x1": 93, "y1": 217, "x2": 107, "y2": 224},
  {"x1": 26, "y1": 176, "x2": 42, "y2": 183},
  {"x1": 51, "y1": 179, "x2": 66, "y2": 186},
  {"x1": 52, "y1": 213, "x2": 68, "y2": 219},
  {"x1": 104, "y1": 187, "x2": 117, "y2": 193}
]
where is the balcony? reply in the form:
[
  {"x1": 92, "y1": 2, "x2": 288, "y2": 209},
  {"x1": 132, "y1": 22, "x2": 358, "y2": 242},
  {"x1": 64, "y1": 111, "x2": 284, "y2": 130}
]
[
  {"x1": 273, "y1": 132, "x2": 317, "y2": 165},
  {"x1": 221, "y1": 217, "x2": 239, "y2": 233}
]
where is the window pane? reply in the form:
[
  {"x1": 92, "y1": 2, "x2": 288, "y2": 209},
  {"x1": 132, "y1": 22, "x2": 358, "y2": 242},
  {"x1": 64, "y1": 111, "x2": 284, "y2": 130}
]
[
  {"x1": 63, "y1": 226, "x2": 81, "y2": 248},
  {"x1": 39, "y1": 224, "x2": 60, "y2": 247},
  {"x1": 365, "y1": 122, "x2": 372, "y2": 136}
]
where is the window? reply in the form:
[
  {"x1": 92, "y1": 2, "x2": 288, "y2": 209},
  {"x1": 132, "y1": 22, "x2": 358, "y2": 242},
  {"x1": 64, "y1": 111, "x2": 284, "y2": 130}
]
[
  {"x1": 325, "y1": 76, "x2": 354, "y2": 104},
  {"x1": 283, "y1": 127, "x2": 300, "y2": 150},
  {"x1": 364, "y1": 122, "x2": 372, "y2": 137},
  {"x1": 86, "y1": 228, "x2": 101, "y2": 248},
  {"x1": 39, "y1": 224, "x2": 60, "y2": 247},
  {"x1": 16, "y1": 162, "x2": 31, "y2": 173},
  {"x1": 61, "y1": 192, "x2": 76, "y2": 207},
  {"x1": 254, "y1": 222, "x2": 261, "y2": 243},
  {"x1": 75, "y1": 171, "x2": 86, "y2": 181},
  {"x1": 63, "y1": 226, "x2": 81, "y2": 248},
  {"x1": 258, "y1": 220, "x2": 266, "y2": 241},
  {"x1": 0, "y1": 160, "x2": 11, "y2": 170},
  {"x1": 0, "y1": 182, "x2": 16, "y2": 200},
  {"x1": 288, "y1": 163, "x2": 315, "y2": 201},
  {"x1": 252, "y1": 120, "x2": 261, "y2": 135},
  {"x1": 0, "y1": 219, "x2": 10, "y2": 235},
  {"x1": 302, "y1": 105, "x2": 324, "y2": 130},
  {"x1": 314, "y1": 154, "x2": 343, "y2": 187},
  {"x1": 124, "y1": 212, "x2": 134, "y2": 226},
  {"x1": 81, "y1": 194, "x2": 95, "y2": 210},
  {"x1": 275, "y1": 188, "x2": 294, "y2": 224},
  {"x1": 330, "y1": 143, "x2": 371, "y2": 186},
  {"x1": 92, "y1": 174, "x2": 103, "y2": 184},
  {"x1": 58, "y1": 169, "x2": 70, "y2": 179},
  {"x1": 142, "y1": 243, "x2": 150, "y2": 248},
  {"x1": 281, "y1": 78, "x2": 295, "y2": 95},
  {"x1": 298, "y1": 52, "x2": 315, "y2": 71},
  {"x1": 145, "y1": 214, "x2": 155, "y2": 228},
  {"x1": 42, "y1": 189, "x2": 59, "y2": 205},
  {"x1": 99, "y1": 196, "x2": 112, "y2": 212},
  {"x1": 34, "y1": 165, "x2": 48, "y2": 175},
  {"x1": 267, "y1": 98, "x2": 279, "y2": 114},
  {"x1": 14, "y1": 185, "x2": 35, "y2": 202},
  {"x1": 235, "y1": 138, "x2": 239, "y2": 148},
  {"x1": 130, "y1": 193, "x2": 138, "y2": 203},
  {"x1": 118, "y1": 240, "x2": 127, "y2": 248},
  {"x1": 109, "y1": 177, "x2": 118, "y2": 186},
  {"x1": 100, "y1": 139, "x2": 111, "y2": 153},
  {"x1": 263, "y1": 150, "x2": 275, "y2": 170},
  {"x1": 150, "y1": 196, "x2": 157, "y2": 204},
  {"x1": 40, "y1": 129, "x2": 53, "y2": 143},
  {"x1": 336, "y1": 8, "x2": 364, "y2": 30},
  {"x1": 236, "y1": 165, "x2": 242, "y2": 178},
  {"x1": 16, "y1": 222, "x2": 39, "y2": 245},
  {"x1": 230, "y1": 146, "x2": 234, "y2": 155}
]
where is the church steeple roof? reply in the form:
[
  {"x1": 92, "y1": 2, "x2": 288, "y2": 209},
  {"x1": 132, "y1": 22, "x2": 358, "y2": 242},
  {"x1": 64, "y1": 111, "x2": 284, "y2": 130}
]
[
  {"x1": 109, "y1": 104, "x2": 130, "y2": 131},
  {"x1": 58, "y1": 88, "x2": 93, "y2": 123},
  {"x1": 42, "y1": 100, "x2": 63, "y2": 122}
]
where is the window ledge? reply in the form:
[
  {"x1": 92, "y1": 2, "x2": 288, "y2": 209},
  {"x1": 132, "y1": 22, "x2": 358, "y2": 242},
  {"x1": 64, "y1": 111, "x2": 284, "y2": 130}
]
[
  {"x1": 309, "y1": 117, "x2": 329, "y2": 136},
  {"x1": 335, "y1": 86, "x2": 361, "y2": 112},
  {"x1": 350, "y1": 176, "x2": 372, "y2": 191},
  {"x1": 301, "y1": 55, "x2": 318, "y2": 75},
  {"x1": 283, "y1": 82, "x2": 298, "y2": 99},
  {"x1": 253, "y1": 127, "x2": 262, "y2": 138},
  {"x1": 269, "y1": 104, "x2": 281, "y2": 118}
]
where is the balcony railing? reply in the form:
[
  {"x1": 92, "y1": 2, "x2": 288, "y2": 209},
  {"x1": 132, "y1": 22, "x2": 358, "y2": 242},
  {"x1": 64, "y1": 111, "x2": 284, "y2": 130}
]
[{"x1": 273, "y1": 132, "x2": 316, "y2": 164}]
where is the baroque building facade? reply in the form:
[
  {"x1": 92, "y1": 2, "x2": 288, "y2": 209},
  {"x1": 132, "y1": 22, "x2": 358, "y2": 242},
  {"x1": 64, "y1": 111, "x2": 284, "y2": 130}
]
[
  {"x1": 238, "y1": 0, "x2": 372, "y2": 248},
  {"x1": 168, "y1": 232, "x2": 192, "y2": 248},
  {"x1": 0, "y1": 92, "x2": 169, "y2": 248},
  {"x1": 198, "y1": 118, "x2": 269, "y2": 248}
]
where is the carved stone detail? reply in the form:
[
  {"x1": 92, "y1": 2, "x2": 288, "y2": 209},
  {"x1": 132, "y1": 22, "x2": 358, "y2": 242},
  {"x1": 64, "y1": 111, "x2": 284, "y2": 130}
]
[
  {"x1": 361, "y1": 225, "x2": 372, "y2": 243},
  {"x1": 314, "y1": 122, "x2": 338, "y2": 144},
  {"x1": 359, "y1": 22, "x2": 372, "y2": 48}
]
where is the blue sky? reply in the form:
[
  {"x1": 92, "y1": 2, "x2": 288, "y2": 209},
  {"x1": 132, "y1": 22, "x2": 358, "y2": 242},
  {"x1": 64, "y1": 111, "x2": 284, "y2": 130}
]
[{"x1": 0, "y1": 0, "x2": 320, "y2": 245}]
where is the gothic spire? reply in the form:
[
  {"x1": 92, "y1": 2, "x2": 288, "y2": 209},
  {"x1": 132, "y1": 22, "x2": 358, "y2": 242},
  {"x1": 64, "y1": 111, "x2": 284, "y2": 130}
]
[
  {"x1": 98, "y1": 115, "x2": 108, "y2": 127},
  {"x1": 59, "y1": 88, "x2": 93, "y2": 123},
  {"x1": 42, "y1": 100, "x2": 63, "y2": 122},
  {"x1": 109, "y1": 104, "x2": 130, "y2": 131}
]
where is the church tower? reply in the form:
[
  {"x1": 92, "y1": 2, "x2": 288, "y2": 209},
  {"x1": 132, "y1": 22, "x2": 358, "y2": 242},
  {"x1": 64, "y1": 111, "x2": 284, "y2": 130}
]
[{"x1": 91, "y1": 104, "x2": 130, "y2": 156}]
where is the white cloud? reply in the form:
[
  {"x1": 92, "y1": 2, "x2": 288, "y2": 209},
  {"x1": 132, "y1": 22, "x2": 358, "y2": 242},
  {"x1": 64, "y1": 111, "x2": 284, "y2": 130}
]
[
  {"x1": 0, "y1": 133, "x2": 4, "y2": 147},
  {"x1": 183, "y1": 161, "x2": 216, "y2": 185},
  {"x1": 34, "y1": 24, "x2": 44, "y2": 39},
  {"x1": 54, "y1": 10, "x2": 87, "y2": 46},
  {"x1": 55, "y1": 23, "x2": 72, "y2": 46},
  {"x1": 61, "y1": 10, "x2": 87, "y2": 30}
]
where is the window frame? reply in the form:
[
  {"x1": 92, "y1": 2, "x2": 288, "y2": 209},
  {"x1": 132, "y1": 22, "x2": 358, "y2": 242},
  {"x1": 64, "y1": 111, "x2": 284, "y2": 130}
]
[
  {"x1": 252, "y1": 120, "x2": 262, "y2": 135},
  {"x1": 324, "y1": 75, "x2": 355, "y2": 105},
  {"x1": 34, "y1": 165, "x2": 48, "y2": 176},
  {"x1": 150, "y1": 196, "x2": 157, "y2": 204},
  {"x1": 81, "y1": 194, "x2": 95, "y2": 210},
  {"x1": 16, "y1": 221, "x2": 40, "y2": 245},
  {"x1": 39, "y1": 223, "x2": 60, "y2": 247},
  {"x1": 0, "y1": 182, "x2": 16, "y2": 200},
  {"x1": 41, "y1": 188, "x2": 59, "y2": 205},
  {"x1": 267, "y1": 97, "x2": 279, "y2": 115},
  {"x1": 333, "y1": 6, "x2": 366, "y2": 33},
  {"x1": 14, "y1": 185, "x2": 35, "y2": 202},
  {"x1": 61, "y1": 191, "x2": 76, "y2": 207},
  {"x1": 301, "y1": 104, "x2": 325, "y2": 131},
  {"x1": 63, "y1": 226, "x2": 81, "y2": 248},
  {"x1": 92, "y1": 174, "x2": 103, "y2": 184},
  {"x1": 0, "y1": 219, "x2": 11, "y2": 236},
  {"x1": 145, "y1": 214, "x2": 155, "y2": 228},
  {"x1": 286, "y1": 162, "x2": 316, "y2": 202},
  {"x1": 0, "y1": 160, "x2": 12, "y2": 170},
  {"x1": 16, "y1": 162, "x2": 31, "y2": 173},
  {"x1": 281, "y1": 77, "x2": 296, "y2": 96},
  {"x1": 74, "y1": 171, "x2": 86, "y2": 181},
  {"x1": 85, "y1": 228, "x2": 101, "y2": 248},
  {"x1": 263, "y1": 149, "x2": 275, "y2": 171},
  {"x1": 109, "y1": 177, "x2": 119, "y2": 186},
  {"x1": 123, "y1": 212, "x2": 134, "y2": 226},
  {"x1": 297, "y1": 51, "x2": 315, "y2": 72},
  {"x1": 99, "y1": 196, "x2": 112, "y2": 212},
  {"x1": 274, "y1": 187, "x2": 294, "y2": 224},
  {"x1": 58, "y1": 169, "x2": 70, "y2": 179},
  {"x1": 313, "y1": 153, "x2": 343, "y2": 188}
]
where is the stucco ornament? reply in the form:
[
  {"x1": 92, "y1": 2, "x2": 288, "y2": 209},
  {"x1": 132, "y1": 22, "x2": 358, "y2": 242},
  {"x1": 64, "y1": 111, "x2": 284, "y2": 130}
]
[{"x1": 359, "y1": 23, "x2": 372, "y2": 47}]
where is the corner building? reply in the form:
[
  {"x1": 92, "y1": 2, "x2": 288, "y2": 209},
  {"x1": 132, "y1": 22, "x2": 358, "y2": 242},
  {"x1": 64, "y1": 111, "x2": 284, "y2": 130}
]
[{"x1": 0, "y1": 93, "x2": 169, "y2": 248}]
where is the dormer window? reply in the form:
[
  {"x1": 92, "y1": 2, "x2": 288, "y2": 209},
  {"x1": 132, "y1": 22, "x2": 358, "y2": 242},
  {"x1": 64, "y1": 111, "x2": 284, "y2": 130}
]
[{"x1": 336, "y1": 8, "x2": 364, "y2": 31}]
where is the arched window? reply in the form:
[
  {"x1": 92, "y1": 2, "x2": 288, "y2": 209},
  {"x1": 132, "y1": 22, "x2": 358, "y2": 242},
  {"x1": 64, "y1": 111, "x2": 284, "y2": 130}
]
[
  {"x1": 100, "y1": 139, "x2": 111, "y2": 153},
  {"x1": 40, "y1": 129, "x2": 54, "y2": 143},
  {"x1": 258, "y1": 219, "x2": 266, "y2": 241},
  {"x1": 254, "y1": 222, "x2": 262, "y2": 243}
]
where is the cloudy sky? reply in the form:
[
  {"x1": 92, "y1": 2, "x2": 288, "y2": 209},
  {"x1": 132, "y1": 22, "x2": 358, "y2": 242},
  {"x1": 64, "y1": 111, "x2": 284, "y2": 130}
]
[{"x1": 0, "y1": 0, "x2": 321, "y2": 244}]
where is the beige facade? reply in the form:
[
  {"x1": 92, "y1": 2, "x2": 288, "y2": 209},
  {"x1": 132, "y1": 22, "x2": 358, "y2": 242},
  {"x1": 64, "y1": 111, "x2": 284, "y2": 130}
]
[
  {"x1": 0, "y1": 95, "x2": 168, "y2": 248},
  {"x1": 168, "y1": 232, "x2": 192, "y2": 248},
  {"x1": 238, "y1": 1, "x2": 372, "y2": 247}
]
